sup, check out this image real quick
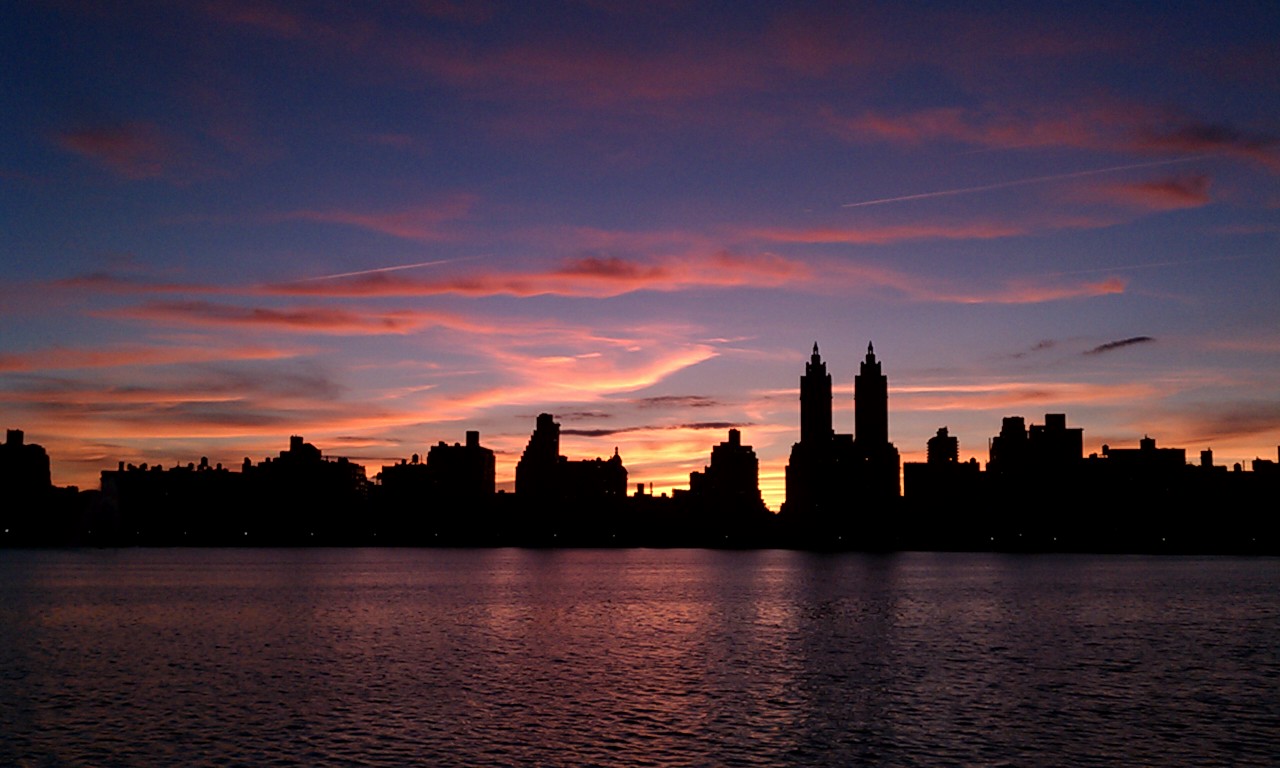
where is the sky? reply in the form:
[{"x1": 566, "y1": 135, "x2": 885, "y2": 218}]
[{"x1": 2, "y1": 1, "x2": 1278, "y2": 509}]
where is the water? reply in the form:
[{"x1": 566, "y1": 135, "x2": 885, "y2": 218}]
[{"x1": 1, "y1": 549, "x2": 1277, "y2": 767}]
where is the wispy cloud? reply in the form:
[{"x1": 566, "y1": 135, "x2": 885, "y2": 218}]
[
  {"x1": 53, "y1": 122, "x2": 177, "y2": 180},
  {"x1": 1079, "y1": 174, "x2": 1212, "y2": 211},
  {"x1": 893, "y1": 380, "x2": 1162, "y2": 412},
  {"x1": 827, "y1": 103, "x2": 1279, "y2": 173},
  {"x1": 840, "y1": 158, "x2": 1213, "y2": 209},
  {"x1": 102, "y1": 301, "x2": 447, "y2": 335},
  {"x1": 266, "y1": 195, "x2": 477, "y2": 241},
  {"x1": 562, "y1": 421, "x2": 747, "y2": 438},
  {"x1": 632, "y1": 395, "x2": 721, "y2": 409},
  {"x1": 0, "y1": 342, "x2": 302, "y2": 372},
  {"x1": 266, "y1": 251, "x2": 809, "y2": 298},
  {"x1": 1010, "y1": 340, "x2": 1057, "y2": 359}
]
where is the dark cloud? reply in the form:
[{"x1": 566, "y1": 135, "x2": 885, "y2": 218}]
[
  {"x1": 1010, "y1": 339, "x2": 1056, "y2": 359},
  {"x1": 1084, "y1": 336, "x2": 1154, "y2": 355},
  {"x1": 633, "y1": 395, "x2": 720, "y2": 409},
  {"x1": 561, "y1": 427, "x2": 631, "y2": 437},
  {"x1": 562, "y1": 421, "x2": 748, "y2": 437},
  {"x1": 558, "y1": 410, "x2": 612, "y2": 421}
]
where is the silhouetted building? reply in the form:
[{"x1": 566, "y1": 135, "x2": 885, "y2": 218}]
[
  {"x1": 515, "y1": 413, "x2": 563, "y2": 500},
  {"x1": 987, "y1": 416, "x2": 1029, "y2": 475},
  {"x1": 852, "y1": 342, "x2": 901, "y2": 500},
  {"x1": 513, "y1": 414, "x2": 628, "y2": 542},
  {"x1": 783, "y1": 343, "x2": 851, "y2": 524},
  {"x1": 1, "y1": 429, "x2": 51, "y2": 491},
  {"x1": 426, "y1": 431, "x2": 496, "y2": 500},
  {"x1": 1100, "y1": 435, "x2": 1185, "y2": 470},
  {"x1": 685, "y1": 428, "x2": 769, "y2": 528},
  {"x1": 100, "y1": 456, "x2": 240, "y2": 544},
  {"x1": 782, "y1": 342, "x2": 900, "y2": 543},
  {"x1": 927, "y1": 426, "x2": 959, "y2": 465},
  {"x1": 903, "y1": 427, "x2": 980, "y2": 526},
  {"x1": 1029, "y1": 413, "x2": 1084, "y2": 466},
  {"x1": 376, "y1": 431, "x2": 497, "y2": 540},
  {"x1": 241, "y1": 436, "x2": 369, "y2": 542},
  {"x1": 1253, "y1": 447, "x2": 1280, "y2": 475},
  {"x1": 1, "y1": 429, "x2": 59, "y2": 543}
]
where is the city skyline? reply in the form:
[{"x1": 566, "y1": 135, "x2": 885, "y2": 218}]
[{"x1": 3, "y1": 3, "x2": 1279, "y2": 510}]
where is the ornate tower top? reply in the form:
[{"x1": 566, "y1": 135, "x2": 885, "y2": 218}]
[{"x1": 800, "y1": 342, "x2": 833, "y2": 445}]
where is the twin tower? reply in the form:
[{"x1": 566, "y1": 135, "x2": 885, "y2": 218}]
[{"x1": 782, "y1": 342, "x2": 900, "y2": 524}]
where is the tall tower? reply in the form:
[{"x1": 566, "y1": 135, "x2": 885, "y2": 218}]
[
  {"x1": 854, "y1": 342, "x2": 888, "y2": 447},
  {"x1": 800, "y1": 343, "x2": 833, "y2": 446}
]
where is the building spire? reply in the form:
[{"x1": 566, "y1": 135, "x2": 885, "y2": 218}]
[{"x1": 812, "y1": 341, "x2": 820, "y2": 356}]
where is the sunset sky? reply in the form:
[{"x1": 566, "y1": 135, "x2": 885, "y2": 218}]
[{"x1": 3, "y1": 2, "x2": 1278, "y2": 508}]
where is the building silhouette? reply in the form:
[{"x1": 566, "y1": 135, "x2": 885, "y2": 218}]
[
  {"x1": 240, "y1": 435, "x2": 369, "y2": 543},
  {"x1": 677, "y1": 428, "x2": 771, "y2": 543},
  {"x1": 5, "y1": 344, "x2": 1280, "y2": 552},
  {"x1": 853, "y1": 342, "x2": 901, "y2": 501},
  {"x1": 377, "y1": 431, "x2": 496, "y2": 541},
  {"x1": 782, "y1": 342, "x2": 900, "y2": 542},
  {"x1": 514, "y1": 413, "x2": 627, "y2": 542},
  {"x1": 1, "y1": 429, "x2": 59, "y2": 543}
]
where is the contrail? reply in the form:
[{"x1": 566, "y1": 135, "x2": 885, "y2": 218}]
[
  {"x1": 300, "y1": 257, "x2": 473, "y2": 282},
  {"x1": 841, "y1": 155, "x2": 1215, "y2": 209}
]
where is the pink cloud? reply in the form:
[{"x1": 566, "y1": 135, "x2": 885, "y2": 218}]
[
  {"x1": 822, "y1": 106, "x2": 1124, "y2": 151},
  {"x1": 825, "y1": 104, "x2": 1280, "y2": 173},
  {"x1": 268, "y1": 194, "x2": 477, "y2": 241},
  {"x1": 1080, "y1": 174, "x2": 1212, "y2": 211},
  {"x1": 0, "y1": 342, "x2": 300, "y2": 372},
  {"x1": 101, "y1": 301, "x2": 459, "y2": 336},
  {"x1": 892, "y1": 380, "x2": 1161, "y2": 412},
  {"x1": 1134, "y1": 121, "x2": 1280, "y2": 172},
  {"x1": 54, "y1": 122, "x2": 176, "y2": 180},
  {"x1": 266, "y1": 251, "x2": 811, "y2": 299},
  {"x1": 750, "y1": 221, "x2": 1032, "y2": 245}
]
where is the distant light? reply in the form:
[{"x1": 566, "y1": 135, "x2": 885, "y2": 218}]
[{"x1": 244, "y1": 531, "x2": 248, "y2": 536}]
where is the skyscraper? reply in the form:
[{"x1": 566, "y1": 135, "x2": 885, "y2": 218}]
[
  {"x1": 800, "y1": 343, "x2": 833, "y2": 446},
  {"x1": 855, "y1": 342, "x2": 888, "y2": 447},
  {"x1": 852, "y1": 342, "x2": 900, "y2": 500}
]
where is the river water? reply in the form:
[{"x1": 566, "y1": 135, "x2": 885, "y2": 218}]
[{"x1": 1, "y1": 549, "x2": 1277, "y2": 766}]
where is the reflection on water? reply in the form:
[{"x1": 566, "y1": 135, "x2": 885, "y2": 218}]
[{"x1": 1, "y1": 549, "x2": 1277, "y2": 766}]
